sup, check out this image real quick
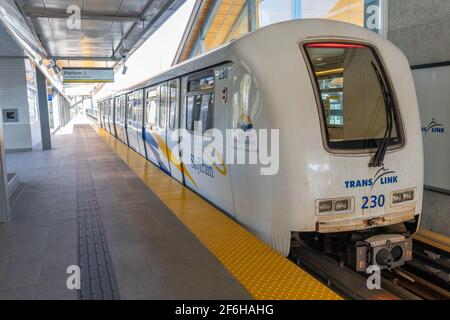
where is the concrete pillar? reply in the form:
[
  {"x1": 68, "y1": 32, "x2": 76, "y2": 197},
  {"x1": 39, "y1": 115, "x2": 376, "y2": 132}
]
[
  {"x1": 37, "y1": 69, "x2": 52, "y2": 150},
  {"x1": 0, "y1": 119, "x2": 10, "y2": 222}
]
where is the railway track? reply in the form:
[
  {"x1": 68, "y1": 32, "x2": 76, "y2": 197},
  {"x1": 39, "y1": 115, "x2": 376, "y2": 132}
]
[
  {"x1": 386, "y1": 239, "x2": 450, "y2": 300},
  {"x1": 291, "y1": 237, "x2": 450, "y2": 300}
]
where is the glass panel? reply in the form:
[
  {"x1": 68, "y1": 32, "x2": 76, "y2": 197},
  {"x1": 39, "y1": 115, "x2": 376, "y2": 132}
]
[
  {"x1": 145, "y1": 88, "x2": 158, "y2": 126},
  {"x1": 186, "y1": 95, "x2": 196, "y2": 132},
  {"x1": 134, "y1": 91, "x2": 143, "y2": 124},
  {"x1": 127, "y1": 94, "x2": 134, "y2": 122},
  {"x1": 169, "y1": 81, "x2": 178, "y2": 130},
  {"x1": 159, "y1": 84, "x2": 168, "y2": 128},
  {"x1": 203, "y1": 94, "x2": 214, "y2": 132},
  {"x1": 304, "y1": 42, "x2": 401, "y2": 150},
  {"x1": 188, "y1": 75, "x2": 214, "y2": 92},
  {"x1": 259, "y1": 0, "x2": 294, "y2": 27},
  {"x1": 183, "y1": 0, "x2": 385, "y2": 61},
  {"x1": 186, "y1": 94, "x2": 213, "y2": 133}
]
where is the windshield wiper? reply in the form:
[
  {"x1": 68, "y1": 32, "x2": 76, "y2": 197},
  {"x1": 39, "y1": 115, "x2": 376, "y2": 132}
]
[{"x1": 369, "y1": 61, "x2": 394, "y2": 168}]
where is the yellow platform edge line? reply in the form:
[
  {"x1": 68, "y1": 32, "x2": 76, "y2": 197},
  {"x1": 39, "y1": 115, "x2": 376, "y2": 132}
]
[
  {"x1": 415, "y1": 229, "x2": 450, "y2": 253},
  {"x1": 95, "y1": 127, "x2": 342, "y2": 300}
]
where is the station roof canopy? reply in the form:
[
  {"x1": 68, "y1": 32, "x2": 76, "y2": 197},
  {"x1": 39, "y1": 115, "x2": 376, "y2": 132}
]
[{"x1": 14, "y1": 0, "x2": 186, "y2": 68}]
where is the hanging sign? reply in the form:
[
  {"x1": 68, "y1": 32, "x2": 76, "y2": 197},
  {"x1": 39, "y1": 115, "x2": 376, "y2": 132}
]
[{"x1": 62, "y1": 68, "x2": 114, "y2": 83}]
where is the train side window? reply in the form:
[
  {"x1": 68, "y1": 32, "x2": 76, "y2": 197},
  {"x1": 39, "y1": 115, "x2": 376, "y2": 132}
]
[
  {"x1": 145, "y1": 87, "x2": 158, "y2": 126},
  {"x1": 169, "y1": 80, "x2": 178, "y2": 130},
  {"x1": 135, "y1": 90, "x2": 143, "y2": 126},
  {"x1": 115, "y1": 98, "x2": 120, "y2": 122},
  {"x1": 186, "y1": 71, "x2": 215, "y2": 133},
  {"x1": 159, "y1": 83, "x2": 168, "y2": 129},
  {"x1": 127, "y1": 94, "x2": 134, "y2": 123},
  {"x1": 122, "y1": 96, "x2": 126, "y2": 122}
]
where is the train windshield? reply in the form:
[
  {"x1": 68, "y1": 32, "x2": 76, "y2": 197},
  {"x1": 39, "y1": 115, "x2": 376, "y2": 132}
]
[{"x1": 304, "y1": 43, "x2": 403, "y2": 150}]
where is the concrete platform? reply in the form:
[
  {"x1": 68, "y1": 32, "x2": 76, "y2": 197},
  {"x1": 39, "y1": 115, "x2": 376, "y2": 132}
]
[{"x1": 0, "y1": 123, "x2": 251, "y2": 300}]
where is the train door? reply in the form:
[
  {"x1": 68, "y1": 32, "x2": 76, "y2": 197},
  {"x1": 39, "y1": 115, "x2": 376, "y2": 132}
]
[
  {"x1": 117, "y1": 95, "x2": 126, "y2": 144},
  {"x1": 111, "y1": 98, "x2": 117, "y2": 137},
  {"x1": 181, "y1": 68, "x2": 235, "y2": 216},
  {"x1": 166, "y1": 79, "x2": 184, "y2": 183},
  {"x1": 102, "y1": 102, "x2": 106, "y2": 129},
  {"x1": 122, "y1": 96, "x2": 129, "y2": 145},
  {"x1": 114, "y1": 96, "x2": 122, "y2": 140},
  {"x1": 144, "y1": 86, "x2": 159, "y2": 166},
  {"x1": 126, "y1": 93, "x2": 138, "y2": 151},
  {"x1": 108, "y1": 99, "x2": 114, "y2": 134},
  {"x1": 98, "y1": 102, "x2": 103, "y2": 128},
  {"x1": 134, "y1": 90, "x2": 146, "y2": 158},
  {"x1": 143, "y1": 85, "x2": 171, "y2": 175},
  {"x1": 105, "y1": 100, "x2": 111, "y2": 133}
]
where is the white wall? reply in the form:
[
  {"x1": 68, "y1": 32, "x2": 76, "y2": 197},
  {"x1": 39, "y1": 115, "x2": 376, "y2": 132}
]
[{"x1": 0, "y1": 58, "x2": 41, "y2": 151}]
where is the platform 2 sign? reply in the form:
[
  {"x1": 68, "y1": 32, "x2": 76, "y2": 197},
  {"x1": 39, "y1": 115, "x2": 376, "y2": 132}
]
[
  {"x1": 364, "y1": 0, "x2": 382, "y2": 34},
  {"x1": 62, "y1": 68, "x2": 114, "y2": 83}
]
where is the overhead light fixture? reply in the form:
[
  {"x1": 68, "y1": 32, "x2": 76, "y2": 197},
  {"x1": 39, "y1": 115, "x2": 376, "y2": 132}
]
[
  {"x1": 53, "y1": 65, "x2": 62, "y2": 74},
  {"x1": 315, "y1": 68, "x2": 344, "y2": 77},
  {"x1": 122, "y1": 60, "x2": 128, "y2": 75}
]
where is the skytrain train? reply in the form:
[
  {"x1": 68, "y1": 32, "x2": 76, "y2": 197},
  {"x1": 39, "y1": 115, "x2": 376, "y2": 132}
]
[{"x1": 97, "y1": 19, "x2": 424, "y2": 272}]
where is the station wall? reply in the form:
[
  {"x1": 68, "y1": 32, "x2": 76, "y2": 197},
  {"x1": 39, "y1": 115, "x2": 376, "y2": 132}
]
[
  {"x1": 0, "y1": 58, "x2": 42, "y2": 152},
  {"x1": 388, "y1": 0, "x2": 450, "y2": 66},
  {"x1": 388, "y1": 0, "x2": 450, "y2": 236}
]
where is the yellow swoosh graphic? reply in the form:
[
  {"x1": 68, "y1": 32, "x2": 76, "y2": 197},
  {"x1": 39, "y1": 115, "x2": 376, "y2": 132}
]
[{"x1": 153, "y1": 133, "x2": 199, "y2": 188}]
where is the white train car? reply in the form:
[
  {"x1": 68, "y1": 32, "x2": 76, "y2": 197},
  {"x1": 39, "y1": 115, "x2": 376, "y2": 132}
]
[{"x1": 98, "y1": 19, "x2": 424, "y2": 271}]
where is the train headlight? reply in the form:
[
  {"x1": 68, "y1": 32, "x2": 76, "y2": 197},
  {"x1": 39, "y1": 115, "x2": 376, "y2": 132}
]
[
  {"x1": 402, "y1": 190, "x2": 414, "y2": 202},
  {"x1": 317, "y1": 198, "x2": 353, "y2": 215},
  {"x1": 319, "y1": 201, "x2": 333, "y2": 213},
  {"x1": 392, "y1": 192, "x2": 404, "y2": 204},
  {"x1": 335, "y1": 199, "x2": 349, "y2": 212},
  {"x1": 392, "y1": 189, "x2": 415, "y2": 204}
]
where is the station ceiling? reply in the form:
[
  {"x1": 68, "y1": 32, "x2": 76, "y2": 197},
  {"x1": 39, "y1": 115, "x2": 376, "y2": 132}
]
[{"x1": 14, "y1": 0, "x2": 187, "y2": 68}]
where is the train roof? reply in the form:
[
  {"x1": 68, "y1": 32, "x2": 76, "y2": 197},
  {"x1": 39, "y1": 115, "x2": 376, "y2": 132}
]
[{"x1": 99, "y1": 18, "x2": 388, "y2": 100}]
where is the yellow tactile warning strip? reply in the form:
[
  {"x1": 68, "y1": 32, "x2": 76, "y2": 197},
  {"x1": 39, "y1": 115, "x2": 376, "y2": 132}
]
[
  {"x1": 415, "y1": 229, "x2": 450, "y2": 253},
  {"x1": 95, "y1": 127, "x2": 342, "y2": 300}
]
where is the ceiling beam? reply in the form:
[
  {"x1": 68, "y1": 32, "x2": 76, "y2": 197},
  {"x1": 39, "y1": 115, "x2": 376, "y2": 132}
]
[
  {"x1": 113, "y1": 0, "x2": 183, "y2": 59},
  {"x1": 50, "y1": 56, "x2": 121, "y2": 62},
  {"x1": 22, "y1": 7, "x2": 144, "y2": 23}
]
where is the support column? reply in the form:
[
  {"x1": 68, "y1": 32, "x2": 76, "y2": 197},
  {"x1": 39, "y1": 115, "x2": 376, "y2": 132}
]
[
  {"x1": 0, "y1": 119, "x2": 10, "y2": 222},
  {"x1": 37, "y1": 69, "x2": 52, "y2": 150}
]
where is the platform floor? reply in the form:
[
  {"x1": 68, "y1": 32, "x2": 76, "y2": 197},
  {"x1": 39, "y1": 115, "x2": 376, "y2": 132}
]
[{"x1": 0, "y1": 123, "x2": 252, "y2": 300}]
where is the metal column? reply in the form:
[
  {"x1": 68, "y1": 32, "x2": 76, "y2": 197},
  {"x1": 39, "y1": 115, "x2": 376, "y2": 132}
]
[
  {"x1": 0, "y1": 119, "x2": 10, "y2": 222},
  {"x1": 37, "y1": 69, "x2": 52, "y2": 150}
]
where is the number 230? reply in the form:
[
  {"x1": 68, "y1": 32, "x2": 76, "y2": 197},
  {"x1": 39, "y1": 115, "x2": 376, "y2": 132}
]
[{"x1": 362, "y1": 194, "x2": 385, "y2": 210}]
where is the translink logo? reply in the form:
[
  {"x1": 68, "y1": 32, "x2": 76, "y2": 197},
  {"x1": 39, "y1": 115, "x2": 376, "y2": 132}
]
[
  {"x1": 345, "y1": 167, "x2": 398, "y2": 190},
  {"x1": 422, "y1": 118, "x2": 445, "y2": 135}
]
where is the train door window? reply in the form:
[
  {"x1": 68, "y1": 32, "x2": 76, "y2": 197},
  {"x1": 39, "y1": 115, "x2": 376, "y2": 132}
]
[
  {"x1": 115, "y1": 97, "x2": 120, "y2": 122},
  {"x1": 145, "y1": 87, "x2": 158, "y2": 126},
  {"x1": 169, "y1": 80, "x2": 179, "y2": 129},
  {"x1": 135, "y1": 90, "x2": 143, "y2": 126},
  {"x1": 159, "y1": 83, "x2": 168, "y2": 129},
  {"x1": 121, "y1": 96, "x2": 126, "y2": 123},
  {"x1": 122, "y1": 97, "x2": 125, "y2": 123},
  {"x1": 186, "y1": 71, "x2": 214, "y2": 133},
  {"x1": 111, "y1": 99, "x2": 115, "y2": 121},
  {"x1": 127, "y1": 94, "x2": 134, "y2": 122},
  {"x1": 304, "y1": 42, "x2": 403, "y2": 150}
]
